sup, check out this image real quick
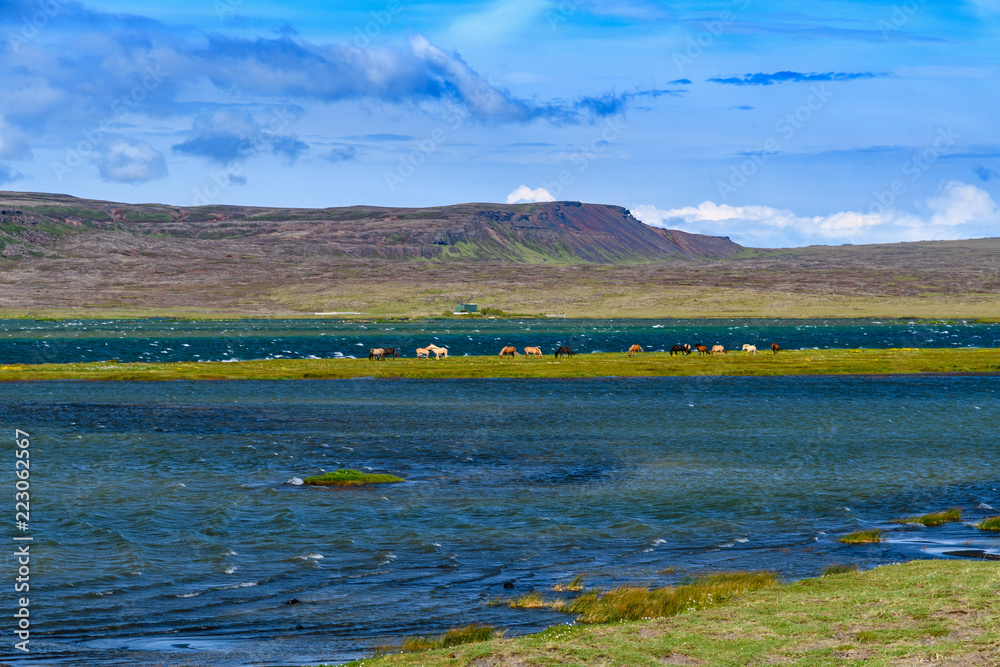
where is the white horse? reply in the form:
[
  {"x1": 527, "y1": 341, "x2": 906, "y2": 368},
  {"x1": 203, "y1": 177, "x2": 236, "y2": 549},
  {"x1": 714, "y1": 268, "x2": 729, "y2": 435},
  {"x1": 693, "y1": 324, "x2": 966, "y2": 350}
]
[
  {"x1": 742, "y1": 344, "x2": 757, "y2": 356},
  {"x1": 427, "y1": 344, "x2": 449, "y2": 359}
]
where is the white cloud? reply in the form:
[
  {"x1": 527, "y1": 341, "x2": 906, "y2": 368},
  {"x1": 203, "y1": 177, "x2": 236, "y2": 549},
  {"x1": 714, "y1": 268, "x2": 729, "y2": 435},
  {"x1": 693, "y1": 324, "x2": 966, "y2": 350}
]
[
  {"x1": 632, "y1": 180, "x2": 1000, "y2": 247},
  {"x1": 506, "y1": 185, "x2": 556, "y2": 203},
  {"x1": 98, "y1": 139, "x2": 168, "y2": 183},
  {"x1": 0, "y1": 115, "x2": 30, "y2": 160}
]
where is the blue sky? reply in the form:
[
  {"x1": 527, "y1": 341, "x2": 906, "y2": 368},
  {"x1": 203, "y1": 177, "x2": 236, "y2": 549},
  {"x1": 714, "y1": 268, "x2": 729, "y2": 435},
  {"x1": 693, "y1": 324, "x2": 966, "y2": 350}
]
[{"x1": 1, "y1": 0, "x2": 998, "y2": 246}]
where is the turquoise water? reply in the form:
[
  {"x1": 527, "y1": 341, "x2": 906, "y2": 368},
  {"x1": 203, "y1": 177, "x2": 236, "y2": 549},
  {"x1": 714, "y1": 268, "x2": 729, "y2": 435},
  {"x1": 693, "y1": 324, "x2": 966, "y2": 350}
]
[
  {"x1": 1, "y1": 317, "x2": 998, "y2": 364},
  {"x1": 3, "y1": 375, "x2": 999, "y2": 665}
]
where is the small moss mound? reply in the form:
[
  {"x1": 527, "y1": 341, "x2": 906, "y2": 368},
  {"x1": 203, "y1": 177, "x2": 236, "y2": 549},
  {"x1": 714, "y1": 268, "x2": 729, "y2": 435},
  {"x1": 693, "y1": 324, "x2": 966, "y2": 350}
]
[
  {"x1": 303, "y1": 468, "x2": 404, "y2": 486},
  {"x1": 976, "y1": 515, "x2": 1000, "y2": 531},
  {"x1": 838, "y1": 529, "x2": 882, "y2": 544},
  {"x1": 892, "y1": 508, "x2": 961, "y2": 527}
]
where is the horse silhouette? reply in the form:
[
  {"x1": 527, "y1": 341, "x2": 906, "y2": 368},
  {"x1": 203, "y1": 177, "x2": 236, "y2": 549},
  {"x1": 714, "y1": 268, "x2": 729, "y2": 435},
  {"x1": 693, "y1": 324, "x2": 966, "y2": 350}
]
[{"x1": 554, "y1": 346, "x2": 574, "y2": 358}]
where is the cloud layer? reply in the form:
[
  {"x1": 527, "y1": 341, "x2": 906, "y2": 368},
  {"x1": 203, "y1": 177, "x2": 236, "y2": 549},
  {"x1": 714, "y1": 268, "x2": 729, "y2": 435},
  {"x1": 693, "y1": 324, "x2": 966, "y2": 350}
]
[
  {"x1": 709, "y1": 71, "x2": 883, "y2": 86},
  {"x1": 633, "y1": 181, "x2": 1000, "y2": 247}
]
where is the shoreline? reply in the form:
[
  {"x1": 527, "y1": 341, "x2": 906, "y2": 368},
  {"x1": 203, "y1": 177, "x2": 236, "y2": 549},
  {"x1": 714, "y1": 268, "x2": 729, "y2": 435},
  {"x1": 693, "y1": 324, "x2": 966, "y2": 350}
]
[
  {"x1": 0, "y1": 348, "x2": 997, "y2": 381},
  {"x1": 335, "y1": 559, "x2": 1000, "y2": 667}
]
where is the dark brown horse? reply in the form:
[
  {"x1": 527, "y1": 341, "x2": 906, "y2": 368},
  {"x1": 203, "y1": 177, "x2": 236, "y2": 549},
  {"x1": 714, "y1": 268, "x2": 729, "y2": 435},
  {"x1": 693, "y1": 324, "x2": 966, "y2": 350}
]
[
  {"x1": 382, "y1": 347, "x2": 398, "y2": 359},
  {"x1": 694, "y1": 344, "x2": 709, "y2": 355},
  {"x1": 554, "y1": 346, "x2": 574, "y2": 358},
  {"x1": 670, "y1": 344, "x2": 691, "y2": 356},
  {"x1": 771, "y1": 342, "x2": 781, "y2": 354}
]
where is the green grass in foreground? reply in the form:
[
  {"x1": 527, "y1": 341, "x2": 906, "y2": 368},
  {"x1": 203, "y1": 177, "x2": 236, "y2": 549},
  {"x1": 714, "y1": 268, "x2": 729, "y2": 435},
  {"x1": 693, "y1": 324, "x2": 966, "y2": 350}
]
[
  {"x1": 892, "y1": 507, "x2": 962, "y2": 527},
  {"x1": 1, "y1": 348, "x2": 998, "y2": 381},
  {"x1": 303, "y1": 469, "x2": 404, "y2": 486},
  {"x1": 837, "y1": 529, "x2": 883, "y2": 544},
  {"x1": 337, "y1": 560, "x2": 1000, "y2": 667},
  {"x1": 977, "y1": 515, "x2": 1000, "y2": 531}
]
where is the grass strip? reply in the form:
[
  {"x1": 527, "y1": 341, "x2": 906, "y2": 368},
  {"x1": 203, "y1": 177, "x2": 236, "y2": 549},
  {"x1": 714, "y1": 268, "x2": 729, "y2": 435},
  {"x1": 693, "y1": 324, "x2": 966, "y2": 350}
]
[
  {"x1": 838, "y1": 529, "x2": 882, "y2": 544},
  {"x1": 1, "y1": 348, "x2": 999, "y2": 381},
  {"x1": 976, "y1": 515, "x2": 1000, "y2": 531},
  {"x1": 892, "y1": 508, "x2": 962, "y2": 527},
  {"x1": 335, "y1": 560, "x2": 1000, "y2": 667},
  {"x1": 508, "y1": 571, "x2": 778, "y2": 623},
  {"x1": 303, "y1": 469, "x2": 404, "y2": 486}
]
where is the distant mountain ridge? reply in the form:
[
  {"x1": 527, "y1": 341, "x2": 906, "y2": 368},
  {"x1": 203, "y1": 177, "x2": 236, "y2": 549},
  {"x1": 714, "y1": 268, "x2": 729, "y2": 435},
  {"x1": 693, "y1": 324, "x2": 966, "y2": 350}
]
[{"x1": 0, "y1": 191, "x2": 743, "y2": 264}]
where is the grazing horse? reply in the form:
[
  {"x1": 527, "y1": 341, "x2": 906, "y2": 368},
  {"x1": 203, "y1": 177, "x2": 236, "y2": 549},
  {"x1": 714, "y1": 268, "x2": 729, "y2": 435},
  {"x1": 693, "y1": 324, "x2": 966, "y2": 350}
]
[
  {"x1": 742, "y1": 344, "x2": 758, "y2": 356},
  {"x1": 416, "y1": 347, "x2": 431, "y2": 359},
  {"x1": 694, "y1": 344, "x2": 709, "y2": 356},
  {"x1": 499, "y1": 345, "x2": 518, "y2": 358},
  {"x1": 524, "y1": 346, "x2": 542, "y2": 357},
  {"x1": 368, "y1": 347, "x2": 385, "y2": 360},
  {"x1": 711, "y1": 345, "x2": 726, "y2": 355},
  {"x1": 669, "y1": 344, "x2": 691, "y2": 356},
  {"x1": 628, "y1": 344, "x2": 643, "y2": 356},
  {"x1": 427, "y1": 344, "x2": 448, "y2": 359},
  {"x1": 381, "y1": 347, "x2": 398, "y2": 359},
  {"x1": 554, "y1": 346, "x2": 574, "y2": 358},
  {"x1": 771, "y1": 342, "x2": 781, "y2": 354}
]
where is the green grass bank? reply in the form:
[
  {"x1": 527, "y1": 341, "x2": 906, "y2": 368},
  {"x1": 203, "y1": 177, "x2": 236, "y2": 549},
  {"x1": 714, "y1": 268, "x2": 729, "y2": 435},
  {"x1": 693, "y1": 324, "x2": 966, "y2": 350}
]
[
  {"x1": 335, "y1": 560, "x2": 1000, "y2": 667},
  {"x1": 1, "y1": 347, "x2": 998, "y2": 381}
]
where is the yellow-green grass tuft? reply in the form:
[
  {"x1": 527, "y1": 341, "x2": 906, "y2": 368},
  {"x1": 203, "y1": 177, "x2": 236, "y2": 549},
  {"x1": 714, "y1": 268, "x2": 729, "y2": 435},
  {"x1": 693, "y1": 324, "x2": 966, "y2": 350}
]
[
  {"x1": 821, "y1": 563, "x2": 859, "y2": 576},
  {"x1": 398, "y1": 624, "x2": 502, "y2": 653},
  {"x1": 892, "y1": 508, "x2": 962, "y2": 527},
  {"x1": 838, "y1": 529, "x2": 883, "y2": 544},
  {"x1": 303, "y1": 468, "x2": 404, "y2": 486},
  {"x1": 509, "y1": 571, "x2": 777, "y2": 623},
  {"x1": 552, "y1": 574, "x2": 585, "y2": 591},
  {"x1": 976, "y1": 515, "x2": 1000, "y2": 531}
]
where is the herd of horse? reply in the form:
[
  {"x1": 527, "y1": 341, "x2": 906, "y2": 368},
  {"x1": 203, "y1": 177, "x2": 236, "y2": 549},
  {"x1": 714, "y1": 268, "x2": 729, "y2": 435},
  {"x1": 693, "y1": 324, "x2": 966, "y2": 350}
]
[{"x1": 368, "y1": 342, "x2": 782, "y2": 360}]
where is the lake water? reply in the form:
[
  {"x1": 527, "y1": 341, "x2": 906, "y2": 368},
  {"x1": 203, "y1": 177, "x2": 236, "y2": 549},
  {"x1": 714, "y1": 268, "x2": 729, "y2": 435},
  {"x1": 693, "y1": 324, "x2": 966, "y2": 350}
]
[
  {"x1": 3, "y1": 374, "x2": 999, "y2": 666},
  {"x1": 1, "y1": 317, "x2": 998, "y2": 364}
]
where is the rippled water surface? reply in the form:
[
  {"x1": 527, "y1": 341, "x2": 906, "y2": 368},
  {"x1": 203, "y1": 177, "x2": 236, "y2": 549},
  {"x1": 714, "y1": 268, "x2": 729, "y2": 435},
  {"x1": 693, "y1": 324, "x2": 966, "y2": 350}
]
[
  {"x1": 3, "y1": 375, "x2": 999, "y2": 665},
  {"x1": 2, "y1": 317, "x2": 999, "y2": 364}
]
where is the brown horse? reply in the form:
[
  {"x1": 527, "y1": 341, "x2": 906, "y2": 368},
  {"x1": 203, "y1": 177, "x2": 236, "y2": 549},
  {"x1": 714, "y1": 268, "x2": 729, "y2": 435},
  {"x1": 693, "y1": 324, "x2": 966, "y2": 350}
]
[
  {"x1": 524, "y1": 346, "x2": 542, "y2": 357},
  {"x1": 628, "y1": 344, "x2": 643, "y2": 356},
  {"x1": 554, "y1": 346, "x2": 574, "y2": 358},
  {"x1": 499, "y1": 345, "x2": 518, "y2": 358},
  {"x1": 670, "y1": 344, "x2": 691, "y2": 356},
  {"x1": 771, "y1": 342, "x2": 781, "y2": 354},
  {"x1": 381, "y1": 347, "x2": 397, "y2": 359},
  {"x1": 711, "y1": 345, "x2": 726, "y2": 355},
  {"x1": 694, "y1": 344, "x2": 709, "y2": 355}
]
